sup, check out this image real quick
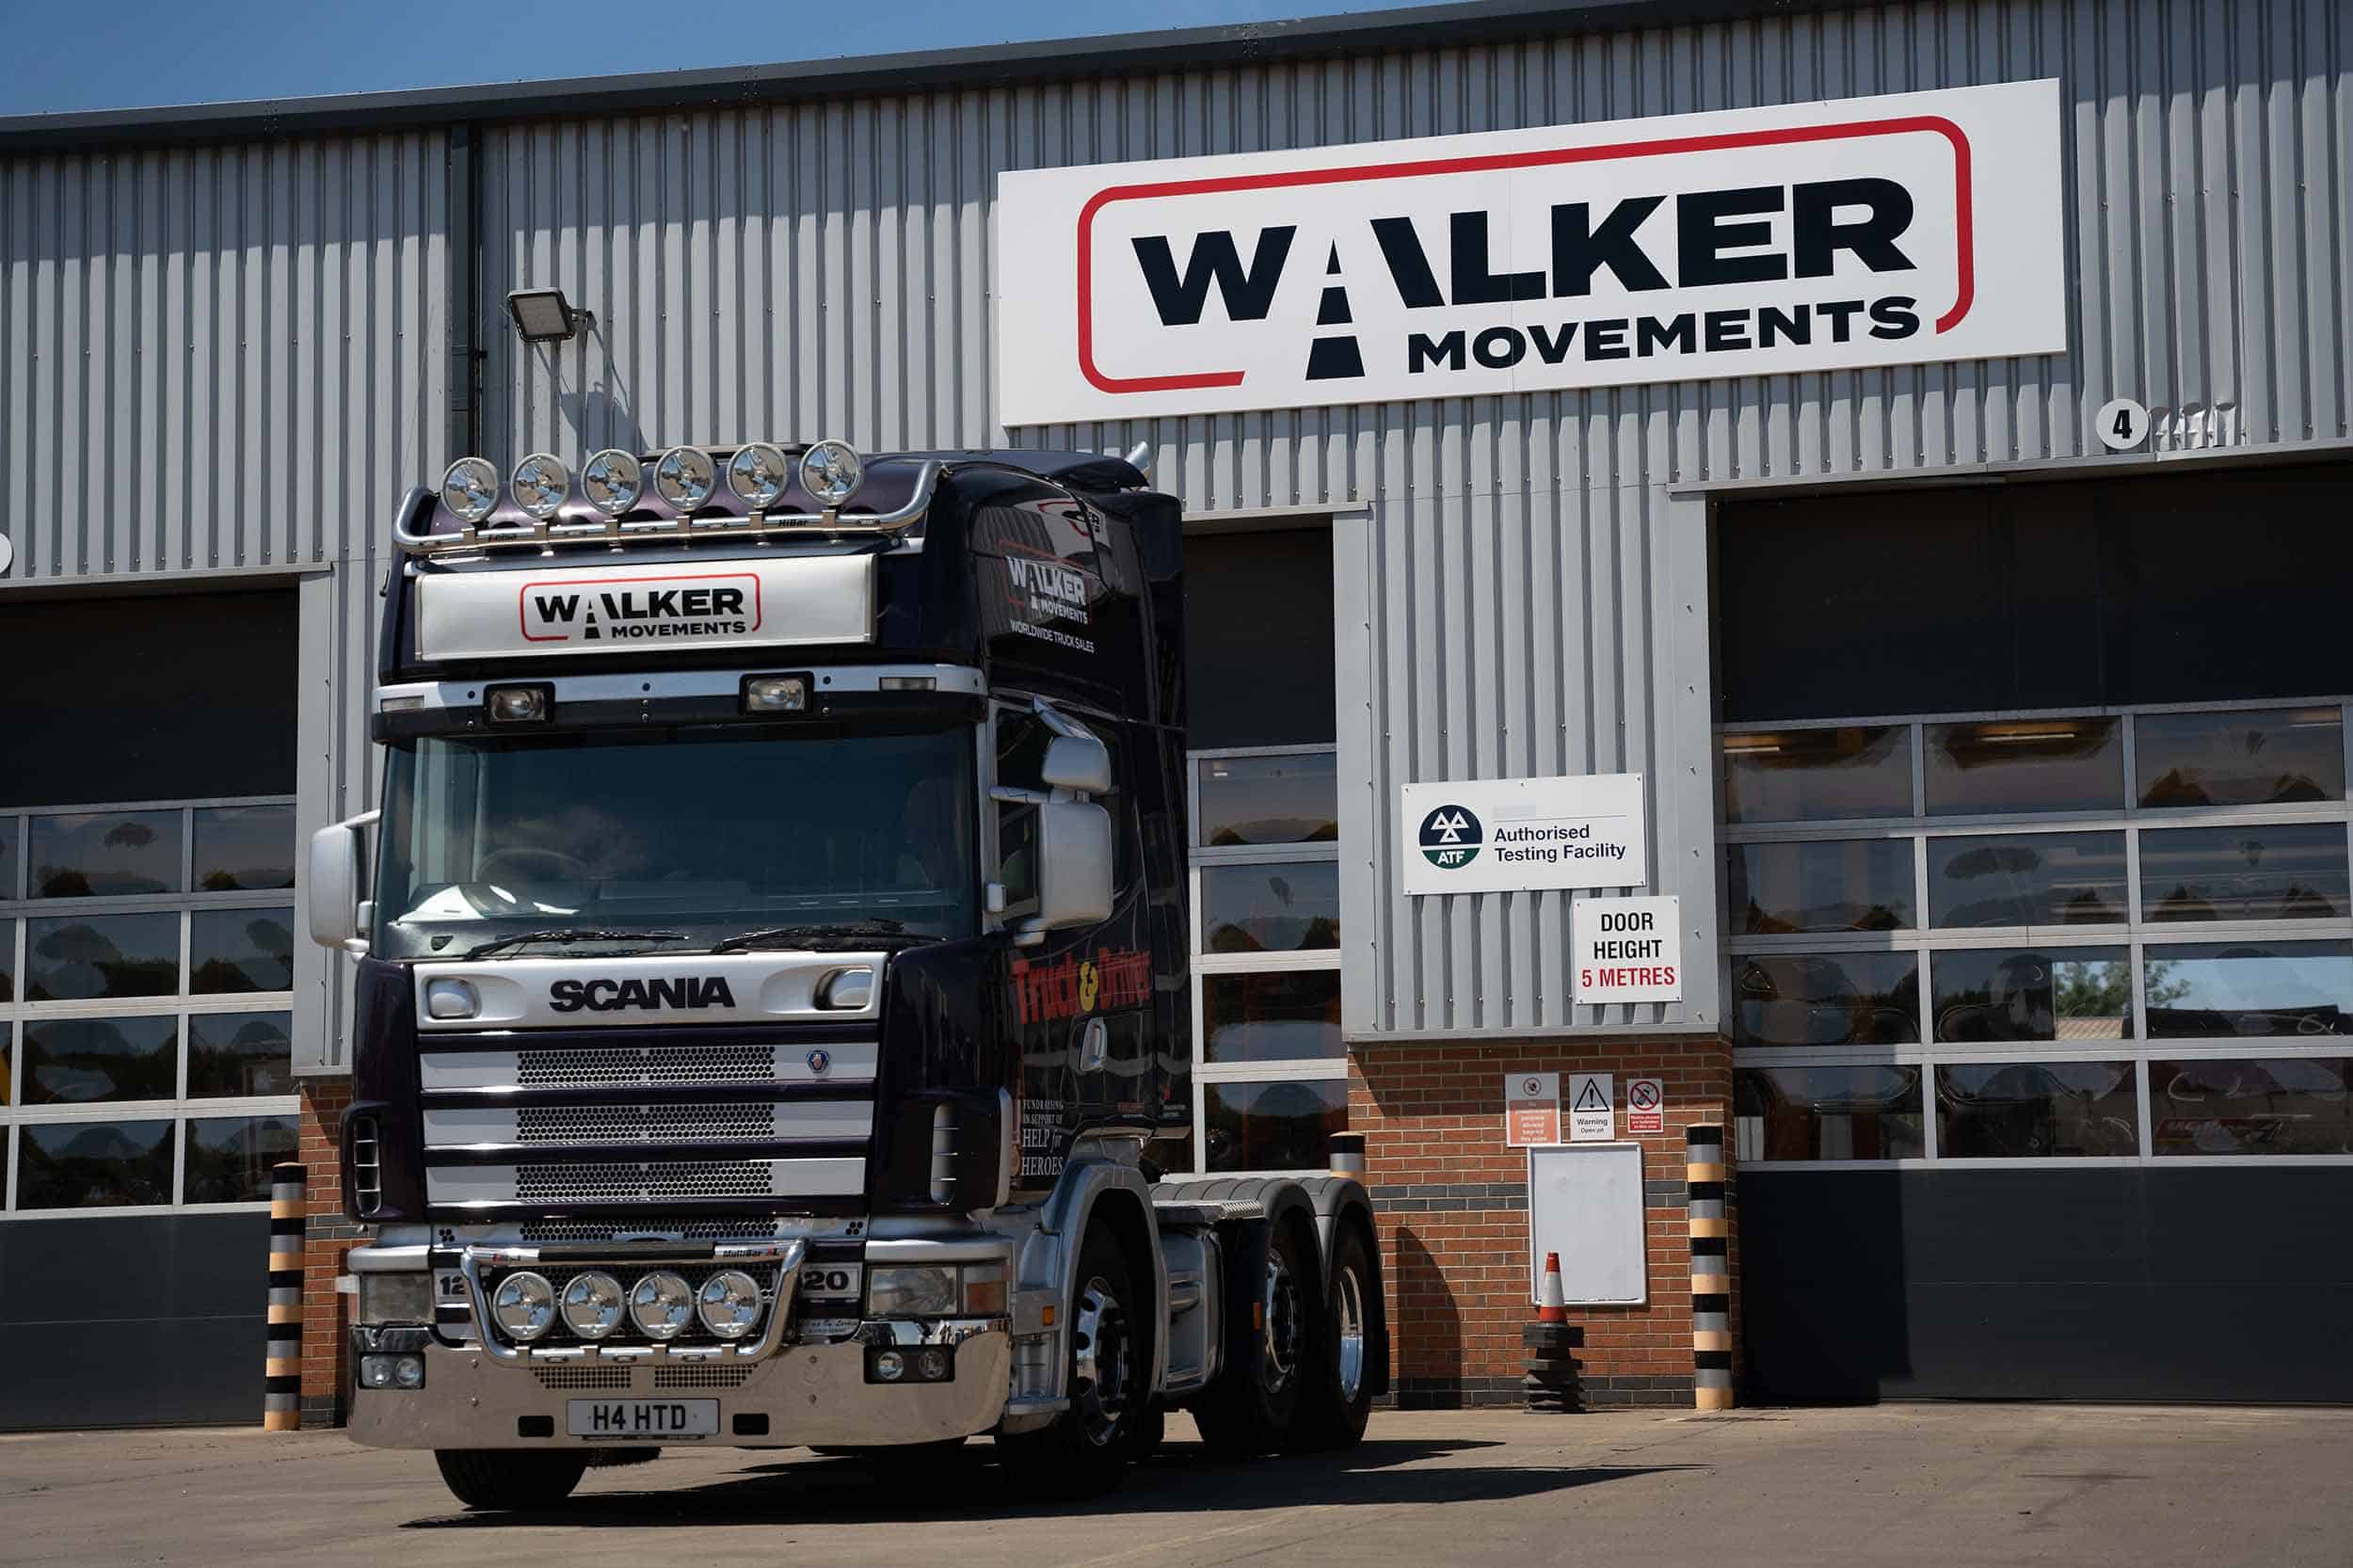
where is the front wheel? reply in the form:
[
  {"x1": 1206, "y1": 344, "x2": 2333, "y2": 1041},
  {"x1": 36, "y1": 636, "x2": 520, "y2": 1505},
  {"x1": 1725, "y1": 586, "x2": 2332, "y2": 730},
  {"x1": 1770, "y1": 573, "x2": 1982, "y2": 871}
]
[
  {"x1": 995, "y1": 1226, "x2": 1143, "y2": 1496},
  {"x1": 433, "y1": 1449, "x2": 589, "y2": 1510}
]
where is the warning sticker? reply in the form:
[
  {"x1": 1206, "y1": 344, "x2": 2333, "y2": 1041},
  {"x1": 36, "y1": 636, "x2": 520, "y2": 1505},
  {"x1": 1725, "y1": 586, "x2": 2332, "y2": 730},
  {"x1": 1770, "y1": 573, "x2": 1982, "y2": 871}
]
[
  {"x1": 1568, "y1": 1073, "x2": 1614, "y2": 1142},
  {"x1": 1625, "y1": 1077, "x2": 1665, "y2": 1135}
]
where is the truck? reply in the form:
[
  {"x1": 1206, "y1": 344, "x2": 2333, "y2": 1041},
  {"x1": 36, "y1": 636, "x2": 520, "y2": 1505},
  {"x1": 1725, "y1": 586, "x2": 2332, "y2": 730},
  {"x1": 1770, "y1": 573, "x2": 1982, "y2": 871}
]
[{"x1": 309, "y1": 438, "x2": 1386, "y2": 1508}]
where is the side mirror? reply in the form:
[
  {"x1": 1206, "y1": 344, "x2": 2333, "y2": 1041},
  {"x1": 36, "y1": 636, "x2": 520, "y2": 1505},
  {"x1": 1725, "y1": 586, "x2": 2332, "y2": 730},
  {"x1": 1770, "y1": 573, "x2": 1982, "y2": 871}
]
[
  {"x1": 1039, "y1": 734, "x2": 1112, "y2": 795},
  {"x1": 1031, "y1": 800, "x2": 1112, "y2": 933},
  {"x1": 307, "y1": 816, "x2": 374, "y2": 951}
]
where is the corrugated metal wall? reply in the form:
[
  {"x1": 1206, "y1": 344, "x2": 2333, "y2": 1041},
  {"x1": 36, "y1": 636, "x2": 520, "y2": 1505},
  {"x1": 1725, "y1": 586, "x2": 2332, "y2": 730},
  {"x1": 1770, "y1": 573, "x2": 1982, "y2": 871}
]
[
  {"x1": 0, "y1": 133, "x2": 451, "y2": 1068},
  {"x1": 482, "y1": 0, "x2": 2348, "y2": 1038},
  {"x1": 2, "y1": 0, "x2": 2344, "y2": 1050}
]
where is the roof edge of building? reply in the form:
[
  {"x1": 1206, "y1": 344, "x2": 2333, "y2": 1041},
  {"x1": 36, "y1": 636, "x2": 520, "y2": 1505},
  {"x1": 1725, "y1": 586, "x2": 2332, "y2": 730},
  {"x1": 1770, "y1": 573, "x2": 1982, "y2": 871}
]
[{"x1": 0, "y1": 0, "x2": 1854, "y2": 154}]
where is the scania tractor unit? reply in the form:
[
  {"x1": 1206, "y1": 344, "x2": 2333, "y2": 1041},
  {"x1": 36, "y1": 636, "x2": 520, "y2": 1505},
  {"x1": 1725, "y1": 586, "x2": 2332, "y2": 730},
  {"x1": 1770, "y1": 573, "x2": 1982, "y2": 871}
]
[{"x1": 309, "y1": 439, "x2": 1385, "y2": 1508}]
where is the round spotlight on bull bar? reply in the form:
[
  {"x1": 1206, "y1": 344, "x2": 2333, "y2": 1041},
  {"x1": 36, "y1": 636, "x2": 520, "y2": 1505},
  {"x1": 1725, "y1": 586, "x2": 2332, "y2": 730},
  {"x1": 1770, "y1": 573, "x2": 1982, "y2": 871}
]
[
  {"x1": 629, "y1": 1271, "x2": 696, "y2": 1340},
  {"x1": 440, "y1": 456, "x2": 500, "y2": 524},
  {"x1": 582, "y1": 448, "x2": 643, "y2": 517},
  {"x1": 510, "y1": 453, "x2": 570, "y2": 520},
  {"x1": 559, "y1": 1271, "x2": 626, "y2": 1340},
  {"x1": 727, "y1": 442, "x2": 791, "y2": 508},
  {"x1": 490, "y1": 1270, "x2": 556, "y2": 1342},
  {"x1": 798, "y1": 440, "x2": 864, "y2": 510},
  {"x1": 695, "y1": 1270, "x2": 763, "y2": 1339},
  {"x1": 652, "y1": 445, "x2": 716, "y2": 510}
]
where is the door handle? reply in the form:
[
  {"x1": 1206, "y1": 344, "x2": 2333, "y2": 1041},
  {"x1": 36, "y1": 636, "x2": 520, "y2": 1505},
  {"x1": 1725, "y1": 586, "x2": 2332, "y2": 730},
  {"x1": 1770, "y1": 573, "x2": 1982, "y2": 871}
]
[{"x1": 1078, "y1": 1017, "x2": 1108, "y2": 1073}]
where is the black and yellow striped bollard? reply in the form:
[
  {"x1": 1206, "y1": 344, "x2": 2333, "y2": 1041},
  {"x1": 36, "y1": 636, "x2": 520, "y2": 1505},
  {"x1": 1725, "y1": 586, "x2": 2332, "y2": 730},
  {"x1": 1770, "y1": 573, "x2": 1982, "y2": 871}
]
[
  {"x1": 1685, "y1": 1126, "x2": 1732, "y2": 1412},
  {"x1": 264, "y1": 1163, "x2": 307, "y2": 1432}
]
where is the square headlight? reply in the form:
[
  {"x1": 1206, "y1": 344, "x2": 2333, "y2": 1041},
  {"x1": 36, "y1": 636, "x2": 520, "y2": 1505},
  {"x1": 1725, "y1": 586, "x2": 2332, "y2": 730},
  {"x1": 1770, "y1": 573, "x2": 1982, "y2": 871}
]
[
  {"x1": 867, "y1": 1265, "x2": 957, "y2": 1319},
  {"x1": 357, "y1": 1272, "x2": 436, "y2": 1326}
]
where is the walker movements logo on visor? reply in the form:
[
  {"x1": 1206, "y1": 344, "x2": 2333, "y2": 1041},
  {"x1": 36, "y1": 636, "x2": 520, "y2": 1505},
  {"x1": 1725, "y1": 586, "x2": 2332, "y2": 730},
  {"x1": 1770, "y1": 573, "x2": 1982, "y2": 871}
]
[{"x1": 997, "y1": 79, "x2": 2066, "y2": 422}]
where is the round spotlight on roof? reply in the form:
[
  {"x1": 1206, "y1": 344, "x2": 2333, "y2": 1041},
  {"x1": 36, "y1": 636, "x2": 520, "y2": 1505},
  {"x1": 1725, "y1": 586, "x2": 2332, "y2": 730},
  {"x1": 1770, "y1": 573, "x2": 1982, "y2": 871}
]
[
  {"x1": 509, "y1": 453, "x2": 570, "y2": 520},
  {"x1": 652, "y1": 446, "x2": 717, "y2": 510},
  {"x1": 582, "y1": 449, "x2": 643, "y2": 518},
  {"x1": 440, "y1": 456, "x2": 501, "y2": 524},
  {"x1": 798, "y1": 440, "x2": 864, "y2": 510},
  {"x1": 727, "y1": 442, "x2": 792, "y2": 509}
]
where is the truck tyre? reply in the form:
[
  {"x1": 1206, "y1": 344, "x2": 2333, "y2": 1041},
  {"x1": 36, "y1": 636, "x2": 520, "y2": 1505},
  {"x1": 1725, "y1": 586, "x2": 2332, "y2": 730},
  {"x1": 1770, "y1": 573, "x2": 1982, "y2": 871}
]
[
  {"x1": 1287, "y1": 1224, "x2": 1374, "y2": 1451},
  {"x1": 1191, "y1": 1218, "x2": 1312, "y2": 1458},
  {"x1": 433, "y1": 1448, "x2": 589, "y2": 1510},
  {"x1": 997, "y1": 1226, "x2": 1143, "y2": 1496}
]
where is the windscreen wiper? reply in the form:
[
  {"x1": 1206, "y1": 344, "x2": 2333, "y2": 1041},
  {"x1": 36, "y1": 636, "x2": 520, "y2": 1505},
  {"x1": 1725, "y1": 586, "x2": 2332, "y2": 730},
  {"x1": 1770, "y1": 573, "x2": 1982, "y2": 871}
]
[
  {"x1": 709, "y1": 920, "x2": 922, "y2": 954},
  {"x1": 461, "y1": 927, "x2": 687, "y2": 960}
]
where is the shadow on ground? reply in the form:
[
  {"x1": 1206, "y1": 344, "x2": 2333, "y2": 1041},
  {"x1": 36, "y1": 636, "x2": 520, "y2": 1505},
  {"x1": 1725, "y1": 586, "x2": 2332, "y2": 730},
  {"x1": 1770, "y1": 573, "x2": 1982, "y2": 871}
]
[{"x1": 402, "y1": 1435, "x2": 1705, "y2": 1529}]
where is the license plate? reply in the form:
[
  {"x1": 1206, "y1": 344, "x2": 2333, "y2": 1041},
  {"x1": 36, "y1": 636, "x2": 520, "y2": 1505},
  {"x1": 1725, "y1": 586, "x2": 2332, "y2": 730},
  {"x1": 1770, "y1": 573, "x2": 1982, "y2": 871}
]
[{"x1": 566, "y1": 1399, "x2": 719, "y2": 1438}]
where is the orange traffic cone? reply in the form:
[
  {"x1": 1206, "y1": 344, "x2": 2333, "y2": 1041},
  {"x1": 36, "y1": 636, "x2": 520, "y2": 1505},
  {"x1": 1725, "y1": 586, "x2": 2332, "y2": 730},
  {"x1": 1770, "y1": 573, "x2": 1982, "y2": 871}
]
[{"x1": 1537, "y1": 1251, "x2": 1568, "y2": 1324}]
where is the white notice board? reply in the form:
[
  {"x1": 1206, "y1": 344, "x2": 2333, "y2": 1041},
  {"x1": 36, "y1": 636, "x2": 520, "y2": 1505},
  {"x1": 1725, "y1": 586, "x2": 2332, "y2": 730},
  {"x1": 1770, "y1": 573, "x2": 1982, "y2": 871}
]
[{"x1": 1526, "y1": 1143, "x2": 1647, "y2": 1305}]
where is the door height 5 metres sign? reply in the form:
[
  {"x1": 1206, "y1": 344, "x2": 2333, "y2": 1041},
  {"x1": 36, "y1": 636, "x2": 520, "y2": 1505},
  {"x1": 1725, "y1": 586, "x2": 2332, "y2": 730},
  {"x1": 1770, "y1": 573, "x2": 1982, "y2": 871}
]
[
  {"x1": 995, "y1": 79, "x2": 2066, "y2": 422},
  {"x1": 1401, "y1": 774, "x2": 1646, "y2": 896},
  {"x1": 1574, "y1": 896, "x2": 1683, "y2": 1004}
]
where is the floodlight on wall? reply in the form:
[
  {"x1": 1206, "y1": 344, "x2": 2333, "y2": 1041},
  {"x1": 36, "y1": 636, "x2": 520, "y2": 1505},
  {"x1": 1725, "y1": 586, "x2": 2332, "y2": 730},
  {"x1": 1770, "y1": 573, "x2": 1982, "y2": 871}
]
[{"x1": 506, "y1": 287, "x2": 592, "y2": 343}]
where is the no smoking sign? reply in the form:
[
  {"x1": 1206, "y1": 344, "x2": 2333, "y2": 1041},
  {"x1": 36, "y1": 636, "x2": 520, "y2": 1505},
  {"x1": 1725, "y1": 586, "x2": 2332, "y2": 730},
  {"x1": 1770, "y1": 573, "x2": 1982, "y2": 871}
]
[{"x1": 1625, "y1": 1077, "x2": 1665, "y2": 1134}]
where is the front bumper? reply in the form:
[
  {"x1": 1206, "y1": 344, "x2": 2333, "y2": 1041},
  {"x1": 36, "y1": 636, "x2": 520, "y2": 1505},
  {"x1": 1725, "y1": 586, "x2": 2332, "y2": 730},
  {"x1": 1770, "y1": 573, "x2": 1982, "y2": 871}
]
[{"x1": 347, "y1": 1320, "x2": 1011, "y2": 1450}]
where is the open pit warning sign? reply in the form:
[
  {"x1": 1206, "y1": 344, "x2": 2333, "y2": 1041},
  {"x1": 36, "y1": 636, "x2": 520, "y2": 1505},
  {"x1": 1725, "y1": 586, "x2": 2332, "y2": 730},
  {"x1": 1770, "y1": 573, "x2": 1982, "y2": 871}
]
[{"x1": 1574, "y1": 895, "x2": 1682, "y2": 1005}]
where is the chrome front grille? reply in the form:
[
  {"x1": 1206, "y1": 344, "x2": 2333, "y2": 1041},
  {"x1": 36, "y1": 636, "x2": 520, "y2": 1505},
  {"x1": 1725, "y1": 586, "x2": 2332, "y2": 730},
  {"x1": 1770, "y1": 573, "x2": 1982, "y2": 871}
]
[
  {"x1": 517, "y1": 1160, "x2": 788, "y2": 1203},
  {"x1": 518, "y1": 1102, "x2": 780, "y2": 1144},
  {"x1": 520, "y1": 1043, "x2": 776, "y2": 1087}
]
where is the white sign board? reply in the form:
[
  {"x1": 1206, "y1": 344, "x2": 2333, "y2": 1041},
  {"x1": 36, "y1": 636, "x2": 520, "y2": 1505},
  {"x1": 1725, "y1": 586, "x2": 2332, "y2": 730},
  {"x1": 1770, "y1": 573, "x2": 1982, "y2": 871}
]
[
  {"x1": 1528, "y1": 1142, "x2": 1647, "y2": 1305},
  {"x1": 997, "y1": 79, "x2": 2067, "y2": 423},
  {"x1": 1568, "y1": 1073, "x2": 1615, "y2": 1142},
  {"x1": 1504, "y1": 1072, "x2": 1561, "y2": 1147},
  {"x1": 1400, "y1": 774, "x2": 1645, "y2": 896},
  {"x1": 1625, "y1": 1078, "x2": 1666, "y2": 1135},
  {"x1": 413, "y1": 554, "x2": 874, "y2": 663},
  {"x1": 1573, "y1": 895, "x2": 1685, "y2": 1004}
]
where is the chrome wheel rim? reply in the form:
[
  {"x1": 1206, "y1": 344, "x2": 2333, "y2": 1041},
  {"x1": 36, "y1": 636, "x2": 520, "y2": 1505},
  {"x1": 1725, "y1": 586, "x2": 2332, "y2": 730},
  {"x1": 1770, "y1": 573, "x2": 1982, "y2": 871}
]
[
  {"x1": 1070, "y1": 1273, "x2": 1133, "y2": 1448},
  {"x1": 1334, "y1": 1261, "x2": 1367, "y2": 1404},
  {"x1": 1261, "y1": 1252, "x2": 1304, "y2": 1396}
]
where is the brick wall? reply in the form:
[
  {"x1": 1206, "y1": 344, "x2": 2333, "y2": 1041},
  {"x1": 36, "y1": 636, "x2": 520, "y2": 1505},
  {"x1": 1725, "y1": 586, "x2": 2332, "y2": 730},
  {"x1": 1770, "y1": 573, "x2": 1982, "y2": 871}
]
[
  {"x1": 297, "y1": 1079, "x2": 360, "y2": 1427},
  {"x1": 1349, "y1": 1036, "x2": 1738, "y2": 1409}
]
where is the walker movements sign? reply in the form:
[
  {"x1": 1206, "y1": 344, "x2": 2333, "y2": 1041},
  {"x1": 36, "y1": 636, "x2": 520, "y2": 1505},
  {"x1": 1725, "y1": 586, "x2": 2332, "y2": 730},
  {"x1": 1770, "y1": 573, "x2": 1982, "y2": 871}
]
[
  {"x1": 1400, "y1": 774, "x2": 1646, "y2": 896},
  {"x1": 997, "y1": 79, "x2": 2064, "y2": 422}
]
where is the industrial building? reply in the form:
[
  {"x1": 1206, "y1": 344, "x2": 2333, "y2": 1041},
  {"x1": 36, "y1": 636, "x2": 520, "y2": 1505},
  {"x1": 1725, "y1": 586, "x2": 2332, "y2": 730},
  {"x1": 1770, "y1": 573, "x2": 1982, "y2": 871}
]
[{"x1": 0, "y1": 0, "x2": 2345, "y2": 1429}]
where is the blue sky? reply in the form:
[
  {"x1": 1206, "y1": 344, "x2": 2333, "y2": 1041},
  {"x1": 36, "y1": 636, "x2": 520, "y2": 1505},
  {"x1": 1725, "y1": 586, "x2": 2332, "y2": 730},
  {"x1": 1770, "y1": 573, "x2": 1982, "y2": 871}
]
[{"x1": 0, "y1": 0, "x2": 1429, "y2": 118}]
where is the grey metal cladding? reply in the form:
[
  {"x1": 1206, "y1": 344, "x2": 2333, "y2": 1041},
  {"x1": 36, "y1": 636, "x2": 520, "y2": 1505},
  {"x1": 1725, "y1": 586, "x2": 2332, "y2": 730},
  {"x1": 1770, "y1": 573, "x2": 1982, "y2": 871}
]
[{"x1": 6, "y1": 1, "x2": 2348, "y2": 1049}]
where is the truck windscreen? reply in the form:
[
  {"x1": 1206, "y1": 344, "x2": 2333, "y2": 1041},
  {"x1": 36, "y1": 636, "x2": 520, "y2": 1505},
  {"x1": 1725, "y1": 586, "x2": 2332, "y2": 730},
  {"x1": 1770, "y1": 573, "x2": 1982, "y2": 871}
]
[{"x1": 372, "y1": 724, "x2": 976, "y2": 959}]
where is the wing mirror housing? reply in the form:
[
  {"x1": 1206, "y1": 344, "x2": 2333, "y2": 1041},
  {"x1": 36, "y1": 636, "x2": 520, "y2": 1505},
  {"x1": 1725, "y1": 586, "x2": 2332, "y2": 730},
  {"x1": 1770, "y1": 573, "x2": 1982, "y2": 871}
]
[
  {"x1": 307, "y1": 811, "x2": 378, "y2": 952},
  {"x1": 1028, "y1": 800, "x2": 1113, "y2": 936},
  {"x1": 1039, "y1": 733, "x2": 1112, "y2": 795}
]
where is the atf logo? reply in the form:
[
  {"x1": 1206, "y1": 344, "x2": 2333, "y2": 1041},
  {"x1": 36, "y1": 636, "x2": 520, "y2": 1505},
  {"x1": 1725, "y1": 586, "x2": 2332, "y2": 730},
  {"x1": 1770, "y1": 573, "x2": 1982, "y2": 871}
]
[{"x1": 1418, "y1": 804, "x2": 1483, "y2": 870}]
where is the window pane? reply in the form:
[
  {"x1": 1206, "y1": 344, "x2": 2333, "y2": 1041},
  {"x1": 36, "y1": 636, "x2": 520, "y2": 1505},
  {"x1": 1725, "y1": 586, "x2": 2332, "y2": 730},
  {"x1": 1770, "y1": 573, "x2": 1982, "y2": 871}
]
[
  {"x1": 189, "y1": 906, "x2": 295, "y2": 994},
  {"x1": 0, "y1": 918, "x2": 13, "y2": 1003},
  {"x1": 24, "y1": 912, "x2": 181, "y2": 1000},
  {"x1": 185, "y1": 1114, "x2": 300, "y2": 1203},
  {"x1": 2151, "y1": 1057, "x2": 2353, "y2": 1156},
  {"x1": 1925, "y1": 718, "x2": 2123, "y2": 815},
  {"x1": 2143, "y1": 941, "x2": 2353, "y2": 1038},
  {"x1": 27, "y1": 810, "x2": 184, "y2": 898},
  {"x1": 2137, "y1": 707, "x2": 2346, "y2": 808},
  {"x1": 1926, "y1": 831, "x2": 2128, "y2": 926},
  {"x1": 1201, "y1": 862, "x2": 1339, "y2": 952},
  {"x1": 1732, "y1": 952, "x2": 1919, "y2": 1047},
  {"x1": 1204, "y1": 1079, "x2": 1346, "y2": 1173},
  {"x1": 1934, "y1": 1061, "x2": 2140, "y2": 1157},
  {"x1": 1725, "y1": 840, "x2": 1913, "y2": 934},
  {"x1": 1735, "y1": 1065, "x2": 1925, "y2": 1160},
  {"x1": 18, "y1": 1118, "x2": 177, "y2": 1208},
  {"x1": 20, "y1": 1015, "x2": 179, "y2": 1105},
  {"x1": 0, "y1": 814, "x2": 15, "y2": 898},
  {"x1": 2140, "y1": 824, "x2": 2351, "y2": 922},
  {"x1": 1721, "y1": 726, "x2": 1910, "y2": 824},
  {"x1": 1931, "y1": 947, "x2": 2132, "y2": 1043},
  {"x1": 1196, "y1": 754, "x2": 1337, "y2": 846},
  {"x1": 187, "y1": 1011, "x2": 296, "y2": 1098},
  {"x1": 193, "y1": 804, "x2": 297, "y2": 890},
  {"x1": 1202, "y1": 971, "x2": 1342, "y2": 1064}
]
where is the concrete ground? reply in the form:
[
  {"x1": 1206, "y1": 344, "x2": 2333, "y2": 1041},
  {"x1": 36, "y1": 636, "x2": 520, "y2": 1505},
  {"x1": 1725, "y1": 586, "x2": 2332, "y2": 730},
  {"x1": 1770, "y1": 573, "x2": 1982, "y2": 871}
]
[{"x1": 3, "y1": 1404, "x2": 2348, "y2": 1568}]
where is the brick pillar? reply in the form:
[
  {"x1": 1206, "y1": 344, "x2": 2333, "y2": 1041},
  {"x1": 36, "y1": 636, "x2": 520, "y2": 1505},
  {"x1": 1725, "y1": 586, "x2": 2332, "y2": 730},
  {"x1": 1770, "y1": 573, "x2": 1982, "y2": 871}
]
[
  {"x1": 1349, "y1": 1037, "x2": 1737, "y2": 1409},
  {"x1": 296, "y1": 1079, "x2": 360, "y2": 1428}
]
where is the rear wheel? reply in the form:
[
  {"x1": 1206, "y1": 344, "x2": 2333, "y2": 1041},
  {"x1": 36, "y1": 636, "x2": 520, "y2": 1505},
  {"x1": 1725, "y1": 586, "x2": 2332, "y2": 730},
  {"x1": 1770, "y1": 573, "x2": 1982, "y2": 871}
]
[
  {"x1": 996, "y1": 1225, "x2": 1143, "y2": 1496},
  {"x1": 433, "y1": 1448, "x2": 589, "y2": 1510},
  {"x1": 1289, "y1": 1224, "x2": 1374, "y2": 1451},
  {"x1": 1192, "y1": 1220, "x2": 1312, "y2": 1458}
]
